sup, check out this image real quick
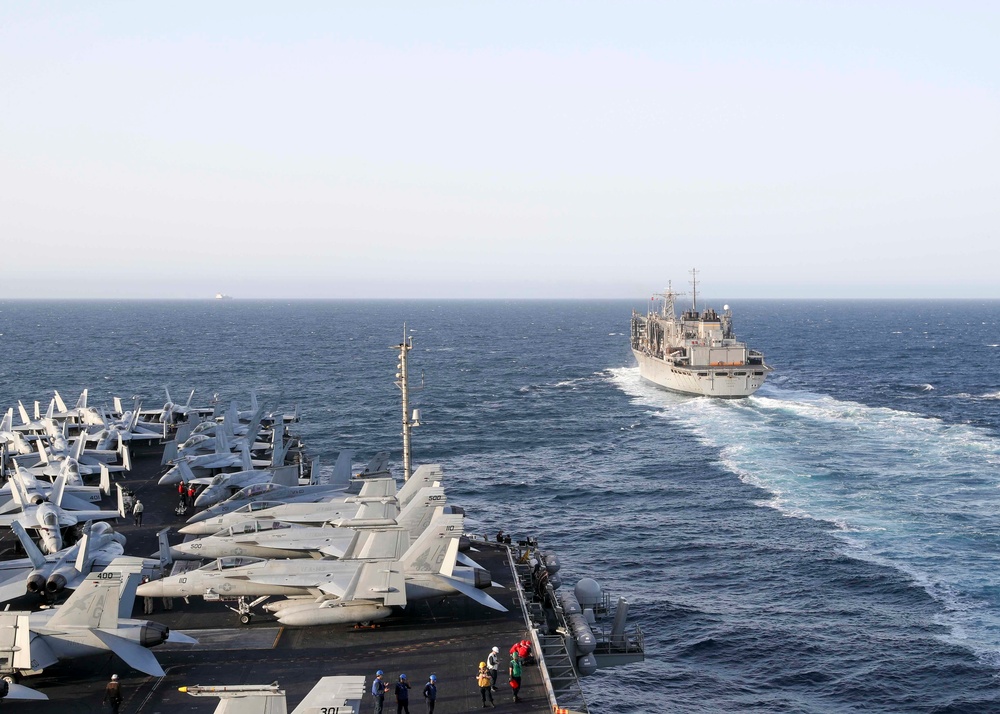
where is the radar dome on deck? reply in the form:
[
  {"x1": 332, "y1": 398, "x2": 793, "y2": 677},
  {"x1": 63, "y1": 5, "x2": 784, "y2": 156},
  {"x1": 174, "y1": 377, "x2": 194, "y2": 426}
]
[{"x1": 574, "y1": 578, "x2": 602, "y2": 608}]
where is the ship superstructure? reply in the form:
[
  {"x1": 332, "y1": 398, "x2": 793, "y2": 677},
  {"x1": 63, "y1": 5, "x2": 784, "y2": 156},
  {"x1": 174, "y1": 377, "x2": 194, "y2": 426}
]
[{"x1": 631, "y1": 270, "x2": 771, "y2": 398}]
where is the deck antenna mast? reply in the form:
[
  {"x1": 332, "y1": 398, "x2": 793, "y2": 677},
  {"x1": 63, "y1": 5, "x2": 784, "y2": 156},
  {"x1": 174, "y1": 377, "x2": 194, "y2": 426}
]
[
  {"x1": 654, "y1": 281, "x2": 685, "y2": 320},
  {"x1": 690, "y1": 268, "x2": 699, "y2": 312},
  {"x1": 393, "y1": 325, "x2": 421, "y2": 481}
]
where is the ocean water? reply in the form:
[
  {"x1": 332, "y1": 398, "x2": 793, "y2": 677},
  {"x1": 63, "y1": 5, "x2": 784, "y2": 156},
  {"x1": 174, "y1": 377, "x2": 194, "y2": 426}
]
[{"x1": 1, "y1": 298, "x2": 999, "y2": 713}]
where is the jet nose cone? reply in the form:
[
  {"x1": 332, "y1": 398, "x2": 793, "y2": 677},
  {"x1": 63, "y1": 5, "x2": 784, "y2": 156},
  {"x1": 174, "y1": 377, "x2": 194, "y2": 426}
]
[
  {"x1": 177, "y1": 523, "x2": 196, "y2": 535},
  {"x1": 136, "y1": 580, "x2": 162, "y2": 597},
  {"x1": 158, "y1": 470, "x2": 181, "y2": 486}
]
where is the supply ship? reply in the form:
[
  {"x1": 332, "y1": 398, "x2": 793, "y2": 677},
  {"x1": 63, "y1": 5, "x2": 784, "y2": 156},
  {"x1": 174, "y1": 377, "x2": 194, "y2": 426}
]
[{"x1": 631, "y1": 270, "x2": 772, "y2": 398}]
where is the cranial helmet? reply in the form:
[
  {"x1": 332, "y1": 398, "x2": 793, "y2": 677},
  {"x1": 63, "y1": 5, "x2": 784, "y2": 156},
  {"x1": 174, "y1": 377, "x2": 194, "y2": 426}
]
[
  {"x1": 480, "y1": 661, "x2": 486, "y2": 668},
  {"x1": 111, "y1": 674, "x2": 119, "y2": 681},
  {"x1": 376, "y1": 670, "x2": 383, "y2": 676},
  {"x1": 430, "y1": 675, "x2": 437, "y2": 681},
  {"x1": 492, "y1": 646, "x2": 499, "y2": 653},
  {"x1": 399, "y1": 674, "x2": 407, "y2": 680}
]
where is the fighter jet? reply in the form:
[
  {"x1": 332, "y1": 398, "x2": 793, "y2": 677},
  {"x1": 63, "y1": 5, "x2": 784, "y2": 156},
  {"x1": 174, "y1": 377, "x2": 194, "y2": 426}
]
[
  {"x1": 183, "y1": 462, "x2": 442, "y2": 530},
  {"x1": 158, "y1": 441, "x2": 257, "y2": 486},
  {"x1": 0, "y1": 408, "x2": 38, "y2": 458},
  {"x1": 27, "y1": 429, "x2": 131, "y2": 478},
  {"x1": 0, "y1": 521, "x2": 126, "y2": 602},
  {"x1": 137, "y1": 514, "x2": 505, "y2": 626},
  {"x1": 169, "y1": 486, "x2": 446, "y2": 560},
  {"x1": 51, "y1": 389, "x2": 103, "y2": 425},
  {"x1": 179, "y1": 676, "x2": 366, "y2": 714},
  {"x1": 0, "y1": 473, "x2": 124, "y2": 553},
  {"x1": 87, "y1": 401, "x2": 165, "y2": 451},
  {"x1": 177, "y1": 404, "x2": 269, "y2": 455},
  {"x1": 0, "y1": 459, "x2": 111, "y2": 515},
  {"x1": 0, "y1": 566, "x2": 196, "y2": 683}
]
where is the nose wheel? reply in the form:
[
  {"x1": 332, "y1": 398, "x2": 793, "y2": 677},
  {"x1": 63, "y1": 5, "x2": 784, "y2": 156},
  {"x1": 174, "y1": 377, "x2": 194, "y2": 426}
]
[{"x1": 221, "y1": 595, "x2": 270, "y2": 625}]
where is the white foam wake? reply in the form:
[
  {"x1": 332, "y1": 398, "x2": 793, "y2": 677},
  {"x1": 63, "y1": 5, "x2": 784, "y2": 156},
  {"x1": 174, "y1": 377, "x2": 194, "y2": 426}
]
[{"x1": 609, "y1": 366, "x2": 1000, "y2": 663}]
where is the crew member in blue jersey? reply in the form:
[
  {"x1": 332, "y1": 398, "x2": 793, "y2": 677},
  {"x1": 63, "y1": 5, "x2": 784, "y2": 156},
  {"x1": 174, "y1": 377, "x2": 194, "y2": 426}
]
[
  {"x1": 394, "y1": 673, "x2": 410, "y2": 714},
  {"x1": 422, "y1": 674, "x2": 437, "y2": 713},
  {"x1": 371, "y1": 670, "x2": 388, "y2": 714}
]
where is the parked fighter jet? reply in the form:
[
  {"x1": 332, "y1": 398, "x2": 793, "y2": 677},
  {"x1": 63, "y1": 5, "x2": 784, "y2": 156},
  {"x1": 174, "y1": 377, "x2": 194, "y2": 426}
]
[
  {"x1": 137, "y1": 514, "x2": 505, "y2": 625},
  {"x1": 158, "y1": 441, "x2": 255, "y2": 486},
  {"x1": 160, "y1": 387, "x2": 198, "y2": 424},
  {"x1": 27, "y1": 429, "x2": 131, "y2": 478},
  {"x1": 0, "y1": 408, "x2": 37, "y2": 458},
  {"x1": 0, "y1": 459, "x2": 111, "y2": 515},
  {"x1": 0, "y1": 521, "x2": 126, "y2": 602},
  {"x1": 179, "y1": 676, "x2": 366, "y2": 714},
  {"x1": 169, "y1": 486, "x2": 446, "y2": 560},
  {"x1": 14, "y1": 398, "x2": 55, "y2": 433},
  {"x1": 0, "y1": 473, "x2": 124, "y2": 553},
  {"x1": 0, "y1": 567, "x2": 196, "y2": 683},
  {"x1": 190, "y1": 460, "x2": 298, "y2": 509},
  {"x1": 51, "y1": 389, "x2": 103, "y2": 425},
  {"x1": 88, "y1": 402, "x2": 164, "y2": 450},
  {"x1": 184, "y1": 462, "x2": 441, "y2": 529}
]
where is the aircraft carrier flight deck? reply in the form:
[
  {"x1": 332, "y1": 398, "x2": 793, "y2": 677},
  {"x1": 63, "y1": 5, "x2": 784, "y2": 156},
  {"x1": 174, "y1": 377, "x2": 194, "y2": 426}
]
[{"x1": 1, "y1": 451, "x2": 561, "y2": 713}]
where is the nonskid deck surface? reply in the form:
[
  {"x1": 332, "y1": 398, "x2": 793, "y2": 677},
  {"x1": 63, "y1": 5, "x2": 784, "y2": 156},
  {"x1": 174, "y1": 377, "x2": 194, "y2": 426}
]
[{"x1": 0, "y1": 453, "x2": 548, "y2": 713}]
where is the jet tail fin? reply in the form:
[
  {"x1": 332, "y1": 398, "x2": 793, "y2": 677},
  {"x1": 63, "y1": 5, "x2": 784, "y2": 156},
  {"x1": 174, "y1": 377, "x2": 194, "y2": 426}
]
[
  {"x1": 50, "y1": 474, "x2": 67, "y2": 508},
  {"x1": 395, "y1": 487, "x2": 447, "y2": 542},
  {"x1": 117, "y1": 483, "x2": 129, "y2": 518},
  {"x1": 53, "y1": 390, "x2": 69, "y2": 414},
  {"x1": 361, "y1": 451, "x2": 390, "y2": 476},
  {"x1": 328, "y1": 451, "x2": 354, "y2": 489},
  {"x1": 47, "y1": 570, "x2": 123, "y2": 629},
  {"x1": 394, "y1": 464, "x2": 443, "y2": 509},
  {"x1": 157, "y1": 527, "x2": 173, "y2": 567},
  {"x1": 74, "y1": 528, "x2": 93, "y2": 573},
  {"x1": 398, "y1": 513, "x2": 464, "y2": 576},
  {"x1": 12, "y1": 521, "x2": 47, "y2": 568},
  {"x1": 161, "y1": 439, "x2": 178, "y2": 466},
  {"x1": 17, "y1": 400, "x2": 30, "y2": 426},
  {"x1": 100, "y1": 463, "x2": 112, "y2": 496}
]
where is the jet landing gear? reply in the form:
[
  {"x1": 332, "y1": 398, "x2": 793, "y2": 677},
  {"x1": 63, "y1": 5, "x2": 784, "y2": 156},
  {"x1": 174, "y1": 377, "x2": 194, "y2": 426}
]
[{"x1": 210, "y1": 595, "x2": 270, "y2": 624}]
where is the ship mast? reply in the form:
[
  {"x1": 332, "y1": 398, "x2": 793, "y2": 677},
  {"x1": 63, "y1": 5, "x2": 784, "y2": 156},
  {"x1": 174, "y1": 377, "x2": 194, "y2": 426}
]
[
  {"x1": 392, "y1": 326, "x2": 420, "y2": 481},
  {"x1": 690, "y1": 268, "x2": 699, "y2": 312}
]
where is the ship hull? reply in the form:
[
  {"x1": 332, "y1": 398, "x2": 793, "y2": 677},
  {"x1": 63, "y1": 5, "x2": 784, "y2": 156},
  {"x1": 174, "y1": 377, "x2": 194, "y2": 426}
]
[{"x1": 633, "y1": 349, "x2": 767, "y2": 398}]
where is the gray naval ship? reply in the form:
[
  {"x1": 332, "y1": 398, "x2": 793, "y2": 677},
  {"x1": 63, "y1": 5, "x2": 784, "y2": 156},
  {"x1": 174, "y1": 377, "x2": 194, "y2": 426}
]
[{"x1": 631, "y1": 270, "x2": 772, "y2": 398}]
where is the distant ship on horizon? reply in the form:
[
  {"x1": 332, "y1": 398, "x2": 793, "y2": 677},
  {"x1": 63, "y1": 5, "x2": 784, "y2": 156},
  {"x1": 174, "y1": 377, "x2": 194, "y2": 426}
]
[
  {"x1": 630, "y1": 269, "x2": 771, "y2": 398},
  {"x1": 215, "y1": 293, "x2": 233, "y2": 300}
]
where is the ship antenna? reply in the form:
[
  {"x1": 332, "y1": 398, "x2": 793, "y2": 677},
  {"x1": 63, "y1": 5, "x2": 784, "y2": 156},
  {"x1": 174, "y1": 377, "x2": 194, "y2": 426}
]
[
  {"x1": 392, "y1": 324, "x2": 421, "y2": 481},
  {"x1": 690, "y1": 268, "x2": 699, "y2": 311}
]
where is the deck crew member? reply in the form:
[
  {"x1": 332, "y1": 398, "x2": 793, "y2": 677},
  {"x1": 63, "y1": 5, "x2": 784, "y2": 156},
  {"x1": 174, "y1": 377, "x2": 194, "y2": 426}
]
[{"x1": 371, "y1": 670, "x2": 388, "y2": 714}]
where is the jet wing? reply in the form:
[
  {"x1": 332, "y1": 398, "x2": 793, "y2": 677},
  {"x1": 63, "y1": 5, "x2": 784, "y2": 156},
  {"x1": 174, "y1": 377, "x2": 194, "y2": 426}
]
[
  {"x1": 90, "y1": 629, "x2": 166, "y2": 677},
  {"x1": 290, "y1": 676, "x2": 366, "y2": 714},
  {"x1": 245, "y1": 531, "x2": 356, "y2": 557},
  {"x1": 341, "y1": 529, "x2": 410, "y2": 561},
  {"x1": 433, "y1": 573, "x2": 508, "y2": 612},
  {"x1": 25, "y1": 632, "x2": 60, "y2": 671},
  {"x1": 348, "y1": 562, "x2": 407, "y2": 607},
  {"x1": 6, "y1": 683, "x2": 50, "y2": 700},
  {"x1": 246, "y1": 566, "x2": 360, "y2": 597},
  {"x1": 0, "y1": 566, "x2": 31, "y2": 603}
]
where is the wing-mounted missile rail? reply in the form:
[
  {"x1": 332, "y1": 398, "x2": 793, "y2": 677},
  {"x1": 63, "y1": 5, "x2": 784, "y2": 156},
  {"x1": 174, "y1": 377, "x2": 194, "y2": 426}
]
[{"x1": 502, "y1": 537, "x2": 645, "y2": 714}]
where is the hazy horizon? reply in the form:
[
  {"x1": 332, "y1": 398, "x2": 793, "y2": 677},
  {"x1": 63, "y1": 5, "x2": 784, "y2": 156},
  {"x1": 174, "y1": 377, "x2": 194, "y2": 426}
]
[{"x1": 2, "y1": 3, "x2": 997, "y2": 300}]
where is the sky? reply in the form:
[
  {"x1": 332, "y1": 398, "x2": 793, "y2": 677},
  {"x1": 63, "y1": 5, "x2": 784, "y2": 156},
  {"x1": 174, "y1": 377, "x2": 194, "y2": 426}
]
[{"x1": 1, "y1": 2, "x2": 998, "y2": 299}]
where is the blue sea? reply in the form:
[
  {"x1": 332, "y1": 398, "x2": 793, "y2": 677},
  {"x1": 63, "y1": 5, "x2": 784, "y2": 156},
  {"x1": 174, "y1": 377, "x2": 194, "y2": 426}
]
[{"x1": 2, "y1": 298, "x2": 1000, "y2": 713}]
